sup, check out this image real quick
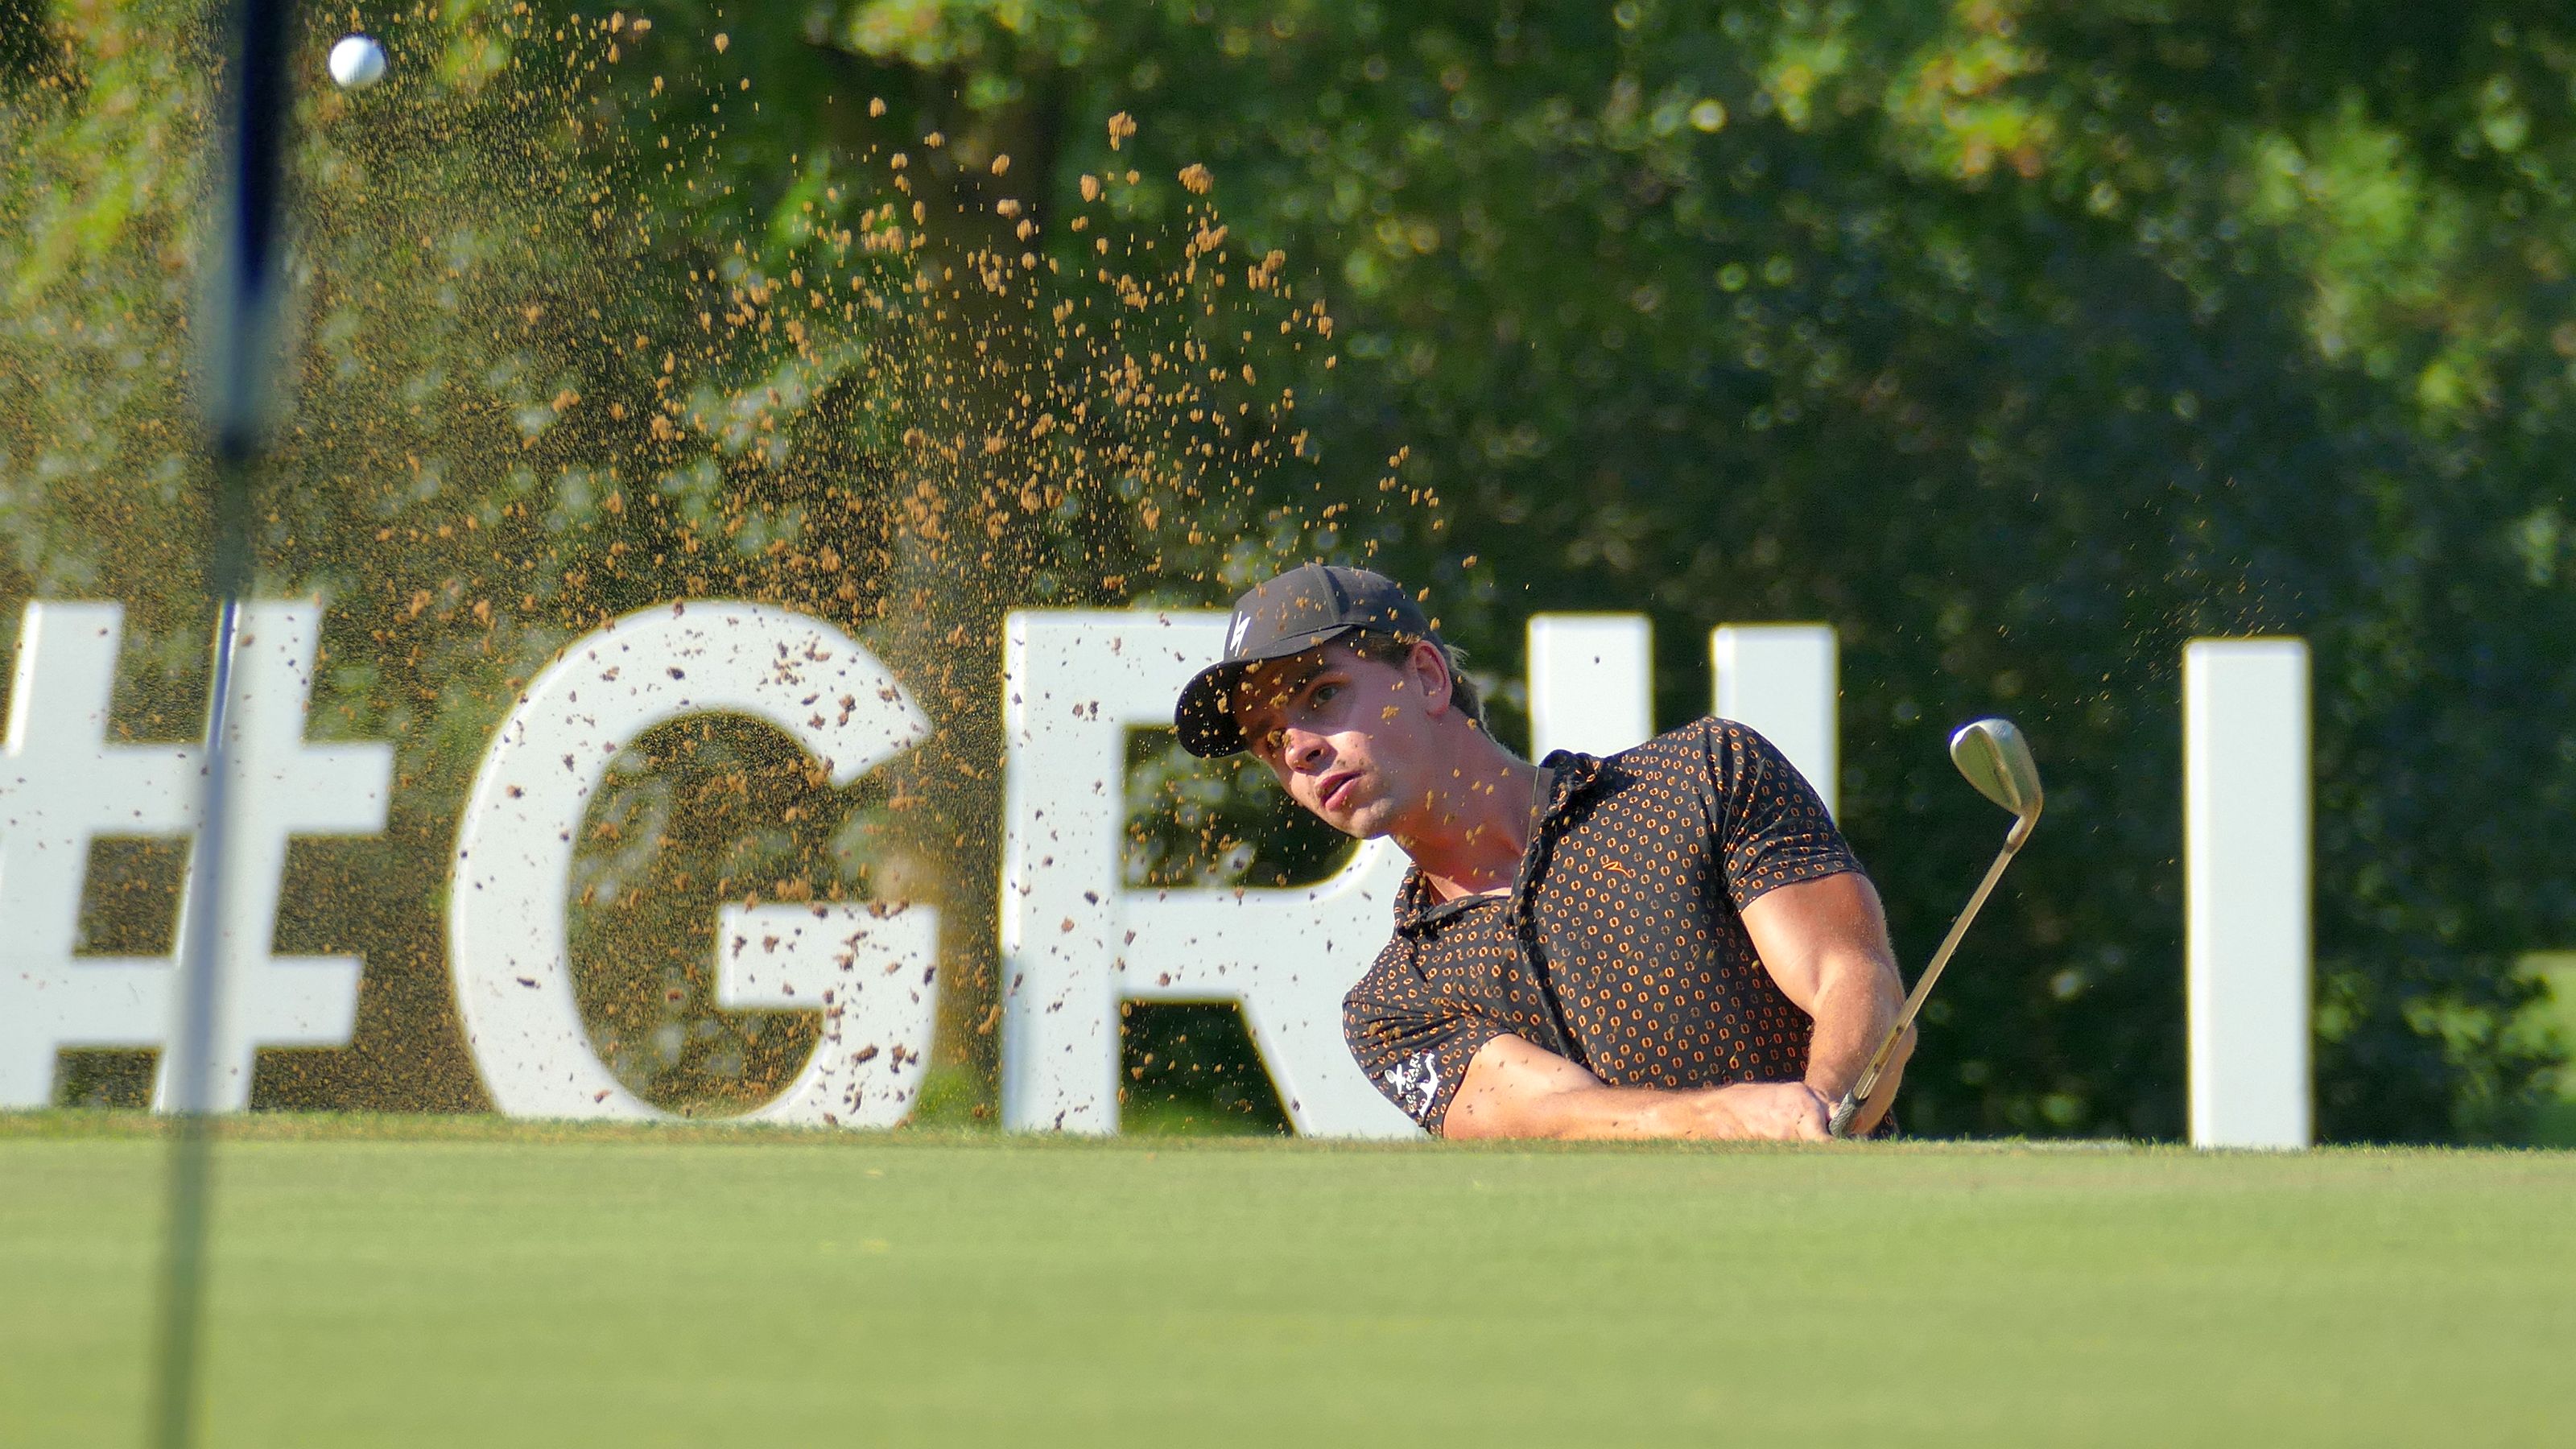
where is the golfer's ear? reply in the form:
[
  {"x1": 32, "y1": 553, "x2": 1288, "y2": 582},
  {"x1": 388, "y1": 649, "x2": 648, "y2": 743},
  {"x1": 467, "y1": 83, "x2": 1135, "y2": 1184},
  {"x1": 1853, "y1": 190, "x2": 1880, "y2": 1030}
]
[{"x1": 1410, "y1": 640, "x2": 1454, "y2": 714}]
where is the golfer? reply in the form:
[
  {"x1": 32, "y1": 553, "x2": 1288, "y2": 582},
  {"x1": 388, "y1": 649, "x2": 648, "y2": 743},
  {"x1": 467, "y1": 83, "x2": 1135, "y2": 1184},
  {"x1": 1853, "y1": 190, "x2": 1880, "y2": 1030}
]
[{"x1": 1174, "y1": 564, "x2": 1912, "y2": 1140}]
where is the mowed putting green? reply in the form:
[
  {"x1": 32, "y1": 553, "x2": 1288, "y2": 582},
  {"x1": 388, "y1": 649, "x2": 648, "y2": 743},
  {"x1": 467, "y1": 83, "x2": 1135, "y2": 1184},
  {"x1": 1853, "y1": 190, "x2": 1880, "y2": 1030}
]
[{"x1": 3, "y1": 1115, "x2": 2570, "y2": 1447}]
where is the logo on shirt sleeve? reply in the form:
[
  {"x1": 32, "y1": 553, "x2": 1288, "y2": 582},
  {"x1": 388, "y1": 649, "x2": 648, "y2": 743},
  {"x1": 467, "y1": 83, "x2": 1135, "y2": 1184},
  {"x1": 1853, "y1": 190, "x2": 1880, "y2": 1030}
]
[{"x1": 1381, "y1": 1051, "x2": 1440, "y2": 1121}]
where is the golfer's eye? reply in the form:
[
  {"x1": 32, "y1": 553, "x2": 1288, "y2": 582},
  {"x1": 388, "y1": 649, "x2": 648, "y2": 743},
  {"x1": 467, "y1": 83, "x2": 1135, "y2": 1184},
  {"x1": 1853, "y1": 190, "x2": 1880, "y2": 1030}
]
[{"x1": 1311, "y1": 683, "x2": 1340, "y2": 706}]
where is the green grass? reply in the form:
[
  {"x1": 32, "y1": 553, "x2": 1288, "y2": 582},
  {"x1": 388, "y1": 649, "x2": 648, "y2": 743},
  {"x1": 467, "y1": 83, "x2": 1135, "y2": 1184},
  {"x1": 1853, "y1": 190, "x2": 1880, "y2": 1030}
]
[{"x1": 4, "y1": 1113, "x2": 2572, "y2": 1447}]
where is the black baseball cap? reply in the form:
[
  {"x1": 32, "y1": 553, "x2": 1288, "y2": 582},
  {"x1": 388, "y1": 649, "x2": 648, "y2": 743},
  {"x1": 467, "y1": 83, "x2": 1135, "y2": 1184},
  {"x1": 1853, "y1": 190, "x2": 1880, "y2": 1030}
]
[{"x1": 1174, "y1": 564, "x2": 1436, "y2": 758}]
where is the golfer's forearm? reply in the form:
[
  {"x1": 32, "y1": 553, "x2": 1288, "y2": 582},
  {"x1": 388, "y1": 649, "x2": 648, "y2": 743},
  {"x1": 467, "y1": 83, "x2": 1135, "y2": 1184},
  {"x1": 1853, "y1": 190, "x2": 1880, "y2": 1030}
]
[
  {"x1": 1798, "y1": 952, "x2": 1902, "y2": 1101},
  {"x1": 1447, "y1": 1084, "x2": 1658, "y2": 1139},
  {"x1": 1447, "y1": 1084, "x2": 1765, "y2": 1141},
  {"x1": 1443, "y1": 1033, "x2": 1825, "y2": 1141}
]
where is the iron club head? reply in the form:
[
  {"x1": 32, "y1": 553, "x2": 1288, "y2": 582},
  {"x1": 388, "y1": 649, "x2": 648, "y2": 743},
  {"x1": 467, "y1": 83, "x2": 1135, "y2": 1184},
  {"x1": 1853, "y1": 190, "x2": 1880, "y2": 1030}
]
[{"x1": 1949, "y1": 716, "x2": 2044, "y2": 828}]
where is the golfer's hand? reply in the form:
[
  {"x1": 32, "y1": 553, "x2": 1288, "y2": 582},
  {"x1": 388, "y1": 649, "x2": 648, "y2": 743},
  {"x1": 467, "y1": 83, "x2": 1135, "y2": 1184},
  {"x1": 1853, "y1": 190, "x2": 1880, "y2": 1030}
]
[{"x1": 1707, "y1": 1081, "x2": 1831, "y2": 1141}]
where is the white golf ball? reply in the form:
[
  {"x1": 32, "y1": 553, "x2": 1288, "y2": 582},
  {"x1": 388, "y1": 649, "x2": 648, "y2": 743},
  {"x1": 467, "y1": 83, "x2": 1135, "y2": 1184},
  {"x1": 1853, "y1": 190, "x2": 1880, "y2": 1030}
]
[{"x1": 328, "y1": 35, "x2": 387, "y2": 90}]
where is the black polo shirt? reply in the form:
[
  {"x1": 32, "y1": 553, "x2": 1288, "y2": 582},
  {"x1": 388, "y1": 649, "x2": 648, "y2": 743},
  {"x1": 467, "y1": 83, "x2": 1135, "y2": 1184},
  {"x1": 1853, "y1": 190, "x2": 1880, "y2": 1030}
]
[{"x1": 1343, "y1": 717, "x2": 1864, "y2": 1134}]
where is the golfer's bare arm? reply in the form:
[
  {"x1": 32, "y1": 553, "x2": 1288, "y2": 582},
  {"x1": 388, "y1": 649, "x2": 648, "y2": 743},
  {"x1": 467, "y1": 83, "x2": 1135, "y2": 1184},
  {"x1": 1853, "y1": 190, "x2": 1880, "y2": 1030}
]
[
  {"x1": 1741, "y1": 871, "x2": 1911, "y2": 1135},
  {"x1": 1440, "y1": 873, "x2": 1910, "y2": 1141},
  {"x1": 1440, "y1": 1035, "x2": 1834, "y2": 1140}
]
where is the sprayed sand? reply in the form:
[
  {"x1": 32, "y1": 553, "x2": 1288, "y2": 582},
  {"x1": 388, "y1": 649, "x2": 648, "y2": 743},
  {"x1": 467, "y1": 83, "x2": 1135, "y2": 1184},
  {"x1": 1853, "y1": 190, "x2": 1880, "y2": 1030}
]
[{"x1": 0, "y1": 6, "x2": 1415, "y2": 1120}]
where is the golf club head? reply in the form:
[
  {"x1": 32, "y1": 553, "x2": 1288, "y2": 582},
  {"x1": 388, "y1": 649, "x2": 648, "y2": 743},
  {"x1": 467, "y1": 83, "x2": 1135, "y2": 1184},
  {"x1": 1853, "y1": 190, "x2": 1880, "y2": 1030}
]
[{"x1": 1949, "y1": 717, "x2": 2044, "y2": 828}]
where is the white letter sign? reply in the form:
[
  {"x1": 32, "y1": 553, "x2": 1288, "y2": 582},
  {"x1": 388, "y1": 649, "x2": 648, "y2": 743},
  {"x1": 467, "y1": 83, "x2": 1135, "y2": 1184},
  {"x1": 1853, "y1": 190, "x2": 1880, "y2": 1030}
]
[
  {"x1": 2186, "y1": 637, "x2": 2313, "y2": 1150},
  {"x1": 449, "y1": 603, "x2": 938, "y2": 1125},
  {"x1": 1713, "y1": 623, "x2": 1839, "y2": 818},
  {"x1": 0, "y1": 601, "x2": 390, "y2": 1109},
  {"x1": 1000, "y1": 611, "x2": 1417, "y2": 1137},
  {"x1": 1527, "y1": 613, "x2": 1653, "y2": 758}
]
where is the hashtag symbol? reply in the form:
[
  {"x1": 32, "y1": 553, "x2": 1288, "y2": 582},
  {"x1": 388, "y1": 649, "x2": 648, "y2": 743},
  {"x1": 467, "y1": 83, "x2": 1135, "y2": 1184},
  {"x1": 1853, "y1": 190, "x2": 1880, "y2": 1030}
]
[{"x1": 0, "y1": 601, "x2": 391, "y2": 1109}]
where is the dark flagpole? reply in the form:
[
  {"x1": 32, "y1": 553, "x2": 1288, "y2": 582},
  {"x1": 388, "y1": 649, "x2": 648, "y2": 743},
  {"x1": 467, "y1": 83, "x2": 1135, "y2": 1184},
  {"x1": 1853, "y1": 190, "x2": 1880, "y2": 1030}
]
[{"x1": 148, "y1": 2, "x2": 295, "y2": 1445}]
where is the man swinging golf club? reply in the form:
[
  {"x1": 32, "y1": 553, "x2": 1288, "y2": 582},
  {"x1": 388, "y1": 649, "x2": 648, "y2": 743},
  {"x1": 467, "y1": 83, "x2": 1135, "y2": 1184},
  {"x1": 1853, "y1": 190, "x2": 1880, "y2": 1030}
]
[{"x1": 1174, "y1": 564, "x2": 1919, "y2": 1141}]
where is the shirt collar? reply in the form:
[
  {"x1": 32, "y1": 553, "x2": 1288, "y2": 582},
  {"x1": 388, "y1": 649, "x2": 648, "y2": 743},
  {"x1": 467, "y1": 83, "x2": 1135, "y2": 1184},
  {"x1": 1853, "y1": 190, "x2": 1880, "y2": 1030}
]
[{"x1": 1392, "y1": 749, "x2": 1616, "y2": 934}]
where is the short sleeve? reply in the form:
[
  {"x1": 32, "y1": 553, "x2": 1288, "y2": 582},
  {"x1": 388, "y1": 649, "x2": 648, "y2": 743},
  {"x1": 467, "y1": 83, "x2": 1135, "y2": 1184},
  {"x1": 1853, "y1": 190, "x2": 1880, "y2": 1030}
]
[
  {"x1": 1703, "y1": 720, "x2": 1864, "y2": 910},
  {"x1": 1342, "y1": 937, "x2": 1512, "y2": 1136}
]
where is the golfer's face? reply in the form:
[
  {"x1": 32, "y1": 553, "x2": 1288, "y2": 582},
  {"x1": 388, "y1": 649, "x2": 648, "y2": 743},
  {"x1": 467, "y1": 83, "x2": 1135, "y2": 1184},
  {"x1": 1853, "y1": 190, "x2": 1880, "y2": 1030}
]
[{"x1": 1234, "y1": 646, "x2": 1422, "y2": 838}]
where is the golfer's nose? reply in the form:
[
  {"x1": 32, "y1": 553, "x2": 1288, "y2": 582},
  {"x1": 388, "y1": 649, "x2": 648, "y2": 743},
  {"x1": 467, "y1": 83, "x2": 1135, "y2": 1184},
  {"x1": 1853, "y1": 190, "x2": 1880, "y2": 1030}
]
[{"x1": 1283, "y1": 729, "x2": 1328, "y2": 772}]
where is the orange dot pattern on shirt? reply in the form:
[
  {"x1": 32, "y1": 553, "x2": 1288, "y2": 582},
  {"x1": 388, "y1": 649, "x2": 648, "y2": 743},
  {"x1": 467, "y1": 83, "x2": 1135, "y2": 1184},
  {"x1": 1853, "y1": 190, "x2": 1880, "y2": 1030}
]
[{"x1": 1344, "y1": 717, "x2": 1863, "y2": 1133}]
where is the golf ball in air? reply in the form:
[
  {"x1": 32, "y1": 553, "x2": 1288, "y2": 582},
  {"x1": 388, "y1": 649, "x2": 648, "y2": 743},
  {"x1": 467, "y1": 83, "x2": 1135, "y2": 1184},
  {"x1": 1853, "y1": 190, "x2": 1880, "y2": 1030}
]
[{"x1": 328, "y1": 35, "x2": 387, "y2": 90}]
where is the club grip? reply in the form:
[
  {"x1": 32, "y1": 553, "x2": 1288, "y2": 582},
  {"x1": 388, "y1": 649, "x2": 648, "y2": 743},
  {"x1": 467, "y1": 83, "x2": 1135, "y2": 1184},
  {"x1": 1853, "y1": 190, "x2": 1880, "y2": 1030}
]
[{"x1": 1826, "y1": 1091, "x2": 1860, "y2": 1139}]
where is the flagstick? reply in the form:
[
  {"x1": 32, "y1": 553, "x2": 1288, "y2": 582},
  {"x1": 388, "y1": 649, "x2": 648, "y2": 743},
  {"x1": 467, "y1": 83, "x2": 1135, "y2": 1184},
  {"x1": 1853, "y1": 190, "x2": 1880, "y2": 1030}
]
[{"x1": 147, "y1": 3, "x2": 294, "y2": 1446}]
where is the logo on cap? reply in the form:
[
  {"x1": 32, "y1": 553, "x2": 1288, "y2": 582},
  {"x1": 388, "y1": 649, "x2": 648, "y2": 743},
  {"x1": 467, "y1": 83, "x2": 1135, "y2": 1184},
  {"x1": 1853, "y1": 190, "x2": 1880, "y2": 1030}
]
[{"x1": 1225, "y1": 611, "x2": 1252, "y2": 656}]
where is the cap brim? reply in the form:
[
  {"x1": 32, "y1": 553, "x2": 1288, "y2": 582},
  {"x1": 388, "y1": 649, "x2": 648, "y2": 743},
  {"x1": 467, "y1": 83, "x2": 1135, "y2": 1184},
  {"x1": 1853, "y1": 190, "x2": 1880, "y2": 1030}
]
[{"x1": 1172, "y1": 624, "x2": 1356, "y2": 757}]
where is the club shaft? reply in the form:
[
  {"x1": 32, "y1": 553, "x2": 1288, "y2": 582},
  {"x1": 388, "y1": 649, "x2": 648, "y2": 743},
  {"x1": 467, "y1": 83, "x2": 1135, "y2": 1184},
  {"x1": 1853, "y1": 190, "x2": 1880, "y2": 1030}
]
[{"x1": 1831, "y1": 819, "x2": 2030, "y2": 1135}]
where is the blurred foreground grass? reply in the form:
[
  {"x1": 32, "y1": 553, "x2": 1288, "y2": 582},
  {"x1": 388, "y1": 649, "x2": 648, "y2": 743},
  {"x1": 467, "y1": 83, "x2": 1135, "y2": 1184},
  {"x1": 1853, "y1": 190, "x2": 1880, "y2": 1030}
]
[{"x1": 3, "y1": 1113, "x2": 2570, "y2": 1447}]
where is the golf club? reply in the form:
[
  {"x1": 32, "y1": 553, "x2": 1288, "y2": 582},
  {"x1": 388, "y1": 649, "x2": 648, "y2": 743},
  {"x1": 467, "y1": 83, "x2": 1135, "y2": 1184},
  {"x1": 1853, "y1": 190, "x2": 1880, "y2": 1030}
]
[{"x1": 1827, "y1": 717, "x2": 2045, "y2": 1138}]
